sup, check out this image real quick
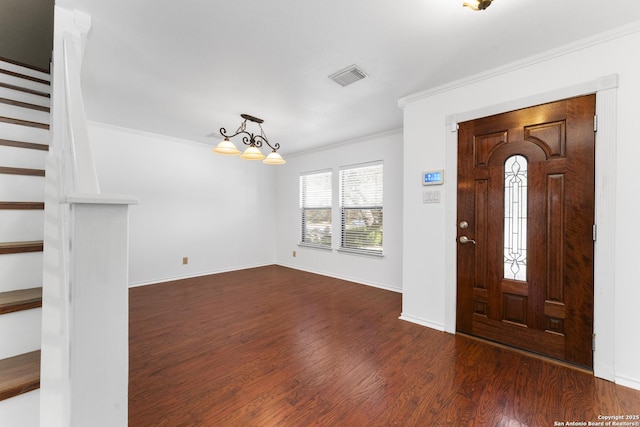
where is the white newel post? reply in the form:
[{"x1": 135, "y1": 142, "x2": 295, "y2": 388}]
[
  {"x1": 41, "y1": 7, "x2": 138, "y2": 427},
  {"x1": 67, "y1": 198, "x2": 135, "y2": 426}
]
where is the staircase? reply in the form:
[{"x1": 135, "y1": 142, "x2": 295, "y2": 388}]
[{"x1": 0, "y1": 57, "x2": 50, "y2": 426}]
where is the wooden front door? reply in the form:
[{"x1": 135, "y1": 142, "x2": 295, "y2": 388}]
[{"x1": 456, "y1": 95, "x2": 596, "y2": 368}]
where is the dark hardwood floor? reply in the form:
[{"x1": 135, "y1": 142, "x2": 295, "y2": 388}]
[{"x1": 129, "y1": 265, "x2": 640, "y2": 426}]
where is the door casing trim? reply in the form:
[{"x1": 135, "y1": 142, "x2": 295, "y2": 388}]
[{"x1": 444, "y1": 74, "x2": 618, "y2": 381}]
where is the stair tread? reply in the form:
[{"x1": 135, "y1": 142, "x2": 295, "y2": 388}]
[
  {"x1": 0, "y1": 138, "x2": 49, "y2": 151},
  {"x1": 0, "y1": 166, "x2": 45, "y2": 177},
  {"x1": 0, "y1": 288, "x2": 42, "y2": 315},
  {"x1": 0, "y1": 240, "x2": 44, "y2": 247},
  {"x1": 0, "y1": 97, "x2": 50, "y2": 113},
  {"x1": 0, "y1": 241, "x2": 44, "y2": 255},
  {"x1": 0, "y1": 116, "x2": 49, "y2": 130},
  {"x1": 0, "y1": 68, "x2": 50, "y2": 86},
  {"x1": 0, "y1": 82, "x2": 50, "y2": 99},
  {"x1": 0, "y1": 202, "x2": 44, "y2": 210},
  {"x1": 0, "y1": 351, "x2": 40, "y2": 401}
]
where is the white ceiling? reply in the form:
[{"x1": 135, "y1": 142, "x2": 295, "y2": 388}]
[{"x1": 58, "y1": 0, "x2": 640, "y2": 156}]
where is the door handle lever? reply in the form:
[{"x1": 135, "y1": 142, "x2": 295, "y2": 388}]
[{"x1": 459, "y1": 235, "x2": 476, "y2": 245}]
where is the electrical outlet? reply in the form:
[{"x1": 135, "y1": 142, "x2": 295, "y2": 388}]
[
  {"x1": 182, "y1": 257, "x2": 188, "y2": 265},
  {"x1": 292, "y1": 250, "x2": 296, "y2": 257}
]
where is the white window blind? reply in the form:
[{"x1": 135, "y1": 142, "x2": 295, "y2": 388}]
[
  {"x1": 300, "y1": 170, "x2": 332, "y2": 247},
  {"x1": 339, "y1": 162, "x2": 383, "y2": 255}
]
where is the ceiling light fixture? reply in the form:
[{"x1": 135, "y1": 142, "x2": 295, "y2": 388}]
[
  {"x1": 463, "y1": 0, "x2": 493, "y2": 10},
  {"x1": 213, "y1": 114, "x2": 286, "y2": 165}
]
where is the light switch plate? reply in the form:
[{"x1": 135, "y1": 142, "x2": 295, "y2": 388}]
[{"x1": 423, "y1": 191, "x2": 441, "y2": 203}]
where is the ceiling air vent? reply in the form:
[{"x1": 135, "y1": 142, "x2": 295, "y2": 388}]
[{"x1": 329, "y1": 65, "x2": 367, "y2": 87}]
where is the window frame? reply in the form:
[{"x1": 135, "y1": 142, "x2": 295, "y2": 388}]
[
  {"x1": 339, "y1": 161, "x2": 384, "y2": 256},
  {"x1": 299, "y1": 169, "x2": 333, "y2": 249}
]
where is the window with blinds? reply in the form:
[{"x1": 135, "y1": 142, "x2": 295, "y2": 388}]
[
  {"x1": 339, "y1": 162, "x2": 383, "y2": 255},
  {"x1": 300, "y1": 170, "x2": 332, "y2": 247}
]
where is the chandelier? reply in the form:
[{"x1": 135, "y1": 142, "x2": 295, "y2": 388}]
[{"x1": 213, "y1": 114, "x2": 286, "y2": 165}]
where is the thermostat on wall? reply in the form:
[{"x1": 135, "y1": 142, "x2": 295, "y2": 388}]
[{"x1": 423, "y1": 170, "x2": 444, "y2": 186}]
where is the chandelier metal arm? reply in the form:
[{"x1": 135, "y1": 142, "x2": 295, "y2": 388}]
[
  {"x1": 219, "y1": 126, "x2": 243, "y2": 141},
  {"x1": 219, "y1": 127, "x2": 258, "y2": 146},
  {"x1": 219, "y1": 127, "x2": 280, "y2": 151},
  {"x1": 254, "y1": 134, "x2": 280, "y2": 152}
]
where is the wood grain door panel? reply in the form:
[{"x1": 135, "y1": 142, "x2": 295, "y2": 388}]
[{"x1": 456, "y1": 95, "x2": 595, "y2": 368}]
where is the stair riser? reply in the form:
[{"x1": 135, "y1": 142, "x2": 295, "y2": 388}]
[
  {"x1": 0, "y1": 86, "x2": 49, "y2": 109},
  {"x1": 0, "y1": 73, "x2": 50, "y2": 96},
  {"x1": 0, "y1": 211, "x2": 44, "y2": 242},
  {"x1": 0, "y1": 309, "x2": 41, "y2": 360},
  {"x1": 0, "y1": 175, "x2": 44, "y2": 201},
  {"x1": 0, "y1": 59, "x2": 50, "y2": 82},
  {"x1": 0, "y1": 389, "x2": 40, "y2": 427},
  {"x1": 0, "y1": 122, "x2": 49, "y2": 146},
  {"x1": 0, "y1": 145, "x2": 47, "y2": 170},
  {"x1": 0, "y1": 253, "x2": 43, "y2": 294},
  {"x1": 0, "y1": 103, "x2": 49, "y2": 126}
]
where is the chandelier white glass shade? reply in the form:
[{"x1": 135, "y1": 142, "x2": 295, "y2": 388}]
[
  {"x1": 263, "y1": 151, "x2": 286, "y2": 164},
  {"x1": 212, "y1": 138, "x2": 240, "y2": 155},
  {"x1": 240, "y1": 145, "x2": 264, "y2": 160},
  {"x1": 213, "y1": 114, "x2": 286, "y2": 164}
]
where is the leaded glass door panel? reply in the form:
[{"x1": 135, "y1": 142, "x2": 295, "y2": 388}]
[{"x1": 456, "y1": 95, "x2": 595, "y2": 368}]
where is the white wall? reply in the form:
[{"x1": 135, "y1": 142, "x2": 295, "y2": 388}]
[
  {"x1": 90, "y1": 121, "x2": 404, "y2": 291},
  {"x1": 401, "y1": 23, "x2": 640, "y2": 390},
  {"x1": 89, "y1": 122, "x2": 278, "y2": 286},
  {"x1": 275, "y1": 131, "x2": 403, "y2": 292}
]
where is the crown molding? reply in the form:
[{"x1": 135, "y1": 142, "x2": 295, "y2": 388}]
[
  {"x1": 285, "y1": 128, "x2": 402, "y2": 158},
  {"x1": 398, "y1": 19, "x2": 640, "y2": 109}
]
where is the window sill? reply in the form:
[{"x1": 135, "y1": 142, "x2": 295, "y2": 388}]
[
  {"x1": 337, "y1": 248, "x2": 384, "y2": 258},
  {"x1": 298, "y1": 243, "x2": 333, "y2": 251}
]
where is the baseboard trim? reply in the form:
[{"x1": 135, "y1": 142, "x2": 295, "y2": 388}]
[
  {"x1": 276, "y1": 262, "x2": 402, "y2": 293},
  {"x1": 399, "y1": 313, "x2": 446, "y2": 332},
  {"x1": 616, "y1": 374, "x2": 640, "y2": 392},
  {"x1": 128, "y1": 262, "x2": 275, "y2": 288}
]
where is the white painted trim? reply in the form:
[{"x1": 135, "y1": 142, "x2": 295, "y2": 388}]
[
  {"x1": 71, "y1": 9, "x2": 91, "y2": 57},
  {"x1": 129, "y1": 262, "x2": 402, "y2": 294},
  {"x1": 128, "y1": 262, "x2": 275, "y2": 288},
  {"x1": 285, "y1": 128, "x2": 403, "y2": 158},
  {"x1": 297, "y1": 242, "x2": 333, "y2": 251},
  {"x1": 88, "y1": 120, "x2": 217, "y2": 149},
  {"x1": 277, "y1": 262, "x2": 402, "y2": 293},
  {"x1": 399, "y1": 313, "x2": 445, "y2": 331},
  {"x1": 592, "y1": 85, "x2": 617, "y2": 382},
  {"x1": 68, "y1": 203, "x2": 130, "y2": 427},
  {"x1": 615, "y1": 374, "x2": 640, "y2": 391},
  {"x1": 65, "y1": 193, "x2": 139, "y2": 205},
  {"x1": 87, "y1": 120, "x2": 403, "y2": 159},
  {"x1": 0, "y1": 389, "x2": 40, "y2": 425},
  {"x1": 62, "y1": 33, "x2": 101, "y2": 195},
  {"x1": 398, "y1": 19, "x2": 640, "y2": 108},
  {"x1": 445, "y1": 75, "x2": 618, "y2": 128},
  {"x1": 443, "y1": 75, "x2": 617, "y2": 381}
]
